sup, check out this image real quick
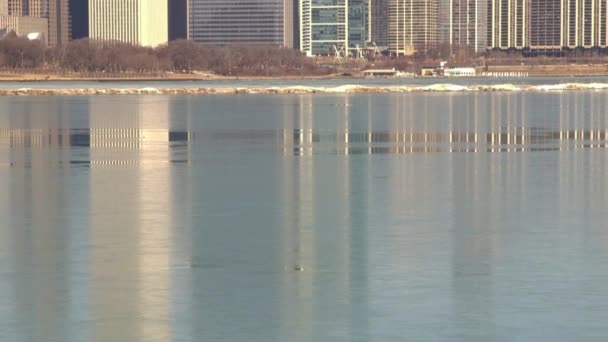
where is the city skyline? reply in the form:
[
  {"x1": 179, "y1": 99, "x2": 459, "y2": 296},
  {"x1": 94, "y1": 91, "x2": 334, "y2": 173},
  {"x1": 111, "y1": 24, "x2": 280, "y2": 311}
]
[{"x1": 2, "y1": 0, "x2": 608, "y2": 55}]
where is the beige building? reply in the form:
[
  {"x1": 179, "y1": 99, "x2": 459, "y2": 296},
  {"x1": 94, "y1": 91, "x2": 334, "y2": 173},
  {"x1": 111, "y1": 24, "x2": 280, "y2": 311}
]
[
  {"x1": 90, "y1": 0, "x2": 168, "y2": 47},
  {"x1": 562, "y1": 0, "x2": 608, "y2": 48},
  {"x1": 48, "y1": 0, "x2": 70, "y2": 46},
  {"x1": 0, "y1": 15, "x2": 48, "y2": 40},
  {"x1": 389, "y1": 0, "x2": 439, "y2": 55},
  {"x1": 488, "y1": 0, "x2": 528, "y2": 49}
]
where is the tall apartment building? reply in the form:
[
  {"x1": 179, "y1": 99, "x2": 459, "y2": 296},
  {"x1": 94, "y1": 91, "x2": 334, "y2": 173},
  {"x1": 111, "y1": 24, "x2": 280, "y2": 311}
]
[
  {"x1": 487, "y1": 0, "x2": 527, "y2": 49},
  {"x1": 188, "y1": 0, "x2": 296, "y2": 47},
  {"x1": 389, "y1": 0, "x2": 438, "y2": 55},
  {"x1": 5, "y1": 0, "x2": 68, "y2": 45},
  {"x1": 487, "y1": 0, "x2": 608, "y2": 50},
  {"x1": 449, "y1": 0, "x2": 487, "y2": 52},
  {"x1": 529, "y1": 0, "x2": 562, "y2": 49},
  {"x1": 300, "y1": 0, "x2": 369, "y2": 56},
  {"x1": 371, "y1": 0, "x2": 390, "y2": 47},
  {"x1": 89, "y1": 0, "x2": 168, "y2": 47},
  {"x1": 562, "y1": 0, "x2": 608, "y2": 48}
]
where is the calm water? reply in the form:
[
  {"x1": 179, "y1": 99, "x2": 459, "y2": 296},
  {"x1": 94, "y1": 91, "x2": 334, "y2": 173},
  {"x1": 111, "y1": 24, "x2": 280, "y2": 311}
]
[{"x1": 1, "y1": 92, "x2": 608, "y2": 341}]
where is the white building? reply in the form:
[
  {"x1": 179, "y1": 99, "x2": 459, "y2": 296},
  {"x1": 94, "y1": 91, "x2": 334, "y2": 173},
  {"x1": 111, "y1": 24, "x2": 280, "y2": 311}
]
[
  {"x1": 89, "y1": 0, "x2": 168, "y2": 47},
  {"x1": 300, "y1": 0, "x2": 369, "y2": 56}
]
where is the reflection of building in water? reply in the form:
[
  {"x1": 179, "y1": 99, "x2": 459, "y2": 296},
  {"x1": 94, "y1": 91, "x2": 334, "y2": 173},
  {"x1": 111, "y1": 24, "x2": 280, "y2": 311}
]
[
  {"x1": 0, "y1": 97, "x2": 73, "y2": 341},
  {"x1": 279, "y1": 94, "x2": 369, "y2": 339},
  {"x1": 88, "y1": 96, "x2": 179, "y2": 341},
  {"x1": 277, "y1": 93, "x2": 608, "y2": 155}
]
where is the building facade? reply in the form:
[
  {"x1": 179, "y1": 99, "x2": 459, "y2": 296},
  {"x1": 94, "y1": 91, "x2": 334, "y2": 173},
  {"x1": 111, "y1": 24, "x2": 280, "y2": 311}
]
[
  {"x1": 300, "y1": 0, "x2": 368, "y2": 56},
  {"x1": 529, "y1": 0, "x2": 562, "y2": 49},
  {"x1": 48, "y1": 0, "x2": 69, "y2": 45},
  {"x1": 449, "y1": 0, "x2": 487, "y2": 52},
  {"x1": 488, "y1": 0, "x2": 608, "y2": 50},
  {"x1": 188, "y1": 0, "x2": 295, "y2": 47},
  {"x1": 4, "y1": 0, "x2": 68, "y2": 45},
  {"x1": 389, "y1": 0, "x2": 438, "y2": 55},
  {"x1": 371, "y1": 0, "x2": 390, "y2": 47},
  {"x1": 89, "y1": 0, "x2": 168, "y2": 47},
  {"x1": 562, "y1": 0, "x2": 608, "y2": 48},
  {"x1": 487, "y1": 0, "x2": 527, "y2": 49},
  {"x1": 0, "y1": 15, "x2": 47, "y2": 38}
]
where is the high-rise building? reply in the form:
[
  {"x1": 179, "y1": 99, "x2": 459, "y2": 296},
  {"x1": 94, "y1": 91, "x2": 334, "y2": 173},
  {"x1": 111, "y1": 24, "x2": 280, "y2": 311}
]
[
  {"x1": 89, "y1": 0, "x2": 168, "y2": 47},
  {"x1": 562, "y1": 0, "x2": 608, "y2": 48},
  {"x1": 389, "y1": 0, "x2": 438, "y2": 55},
  {"x1": 48, "y1": 0, "x2": 69, "y2": 45},
  {"x1": 5, "y1": 0, "x2": 69, "y2": 45},
  {"x1": 529, "y1": 0, "x2": 562, "y2": 49},
  {"x1": 449, "y1": 0, "x2": 487, "y2": 52},
  {"x1": 188, "y1": 0, "x2": 295, "y2": 47},
  {"x1": 371, "y1": 0, "x2": 390, "y2": 47},
  {"x1": 300, "y1": 0, "x2": 369, "y2": 56},
  {"x1": 69, "y1": 0, "x2": 88, "y2": 39},
  {"x1": 169, "y1": 0, "x2": 187, "y2": 40},
  {"x1": 0, "y1": 0, "x2": 7, "y2": 16},
  {"x1": 487, "y1": 0, "x2": 527, "y2": 49},
  {"x1": 0, "y1": 15, "x2": 48, "y2": 37}
]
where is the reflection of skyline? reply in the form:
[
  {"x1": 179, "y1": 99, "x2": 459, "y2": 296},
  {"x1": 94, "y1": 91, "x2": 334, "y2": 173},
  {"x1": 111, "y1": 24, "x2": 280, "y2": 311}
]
[
  {"x1": 279, "y1": 95, "x2": 370, "y2": 340},
  {"x1": 1, "y1": 93, "x2": 608, "y2": 340},
  {"x1": 276, "y1": 92, "x2": 608, "y2": 154},
  {"x1": 88, "y1": 96, "x2": 175, "y2": 341},
  {"x1": 0, "y1": 96, "x2": 191, "y2": 341}
]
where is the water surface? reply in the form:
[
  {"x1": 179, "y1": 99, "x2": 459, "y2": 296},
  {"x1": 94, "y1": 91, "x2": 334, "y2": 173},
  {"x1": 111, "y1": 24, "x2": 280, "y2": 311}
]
[{"x1": 1, "y1": 92, "x2": 608, "y2": 341}]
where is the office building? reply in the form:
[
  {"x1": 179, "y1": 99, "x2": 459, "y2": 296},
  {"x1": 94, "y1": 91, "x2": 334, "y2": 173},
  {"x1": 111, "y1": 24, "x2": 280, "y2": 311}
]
[
  {"x1": 0, "y1": 0, "x2": 7, "y2": 16},
  {"x1": 5, "y1": 0, "x2": 69, "y2": 45},
  {"x1": 70, "y1": 0, "x2": 88, "y2": 39},
  {"x1": 448, "y1": 0, "x2": 487, "y2": 52},
  {"x1": 389, "y1": 0, "x2": 438, "y2": 55},
  {"x1": 188, "y1": 0, "x2": 295, "y2": 47},
  {"x1": 300, "y1": 0, "x2": 369, "y2": 56},
  {"x1": 89, "y1": 0, "x2": 168, "y2": 47},
  {"x1": 371, "y1": 0, "x2": 390, "y2": 47},
  {"x1": 48, "y1": 0, "x2": 69, "y2": 45},
  {"x1": 0, "y1": 15, "x2": 48, "y2": 38},
  {"x1": 487, "y1": 0, "x2": 527, "y2": 49}
]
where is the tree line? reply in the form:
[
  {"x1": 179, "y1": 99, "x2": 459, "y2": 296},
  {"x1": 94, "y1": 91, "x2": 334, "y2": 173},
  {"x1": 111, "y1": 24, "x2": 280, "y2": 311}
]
[
  {"x1": 0, "y1": 33, "x2": 330, "y2": 76},
  {"x1": 0, "y1": 33, "x2": 492, "y2": 77}
]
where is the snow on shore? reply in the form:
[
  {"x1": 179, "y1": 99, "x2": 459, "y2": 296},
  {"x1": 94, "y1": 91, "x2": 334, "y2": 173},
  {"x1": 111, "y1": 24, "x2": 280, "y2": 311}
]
[{"x1": 3, "y1": 83, "x2": 608, "y2": 96}]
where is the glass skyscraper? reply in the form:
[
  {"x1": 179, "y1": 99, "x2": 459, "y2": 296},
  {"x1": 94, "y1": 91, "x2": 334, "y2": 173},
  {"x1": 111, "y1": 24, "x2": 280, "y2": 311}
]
[
  {"x1": 371, "y1": 0, "x2": 389, "y2": 47},
  {"x1": 188, "y1": 0, "x2": 295, "y2": 47},
  {"x1": 300, "y1": 0, "x2": 368, "y2": 56}
]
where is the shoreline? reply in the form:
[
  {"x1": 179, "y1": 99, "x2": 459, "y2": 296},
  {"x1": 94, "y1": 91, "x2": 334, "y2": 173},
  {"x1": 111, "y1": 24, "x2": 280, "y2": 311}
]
[
  {"x1": 1, "y1": 64, "x2": 608, "y2": 82},
  {"x1": 3, "y1": 83, "x2": 608, "y2": 96}
]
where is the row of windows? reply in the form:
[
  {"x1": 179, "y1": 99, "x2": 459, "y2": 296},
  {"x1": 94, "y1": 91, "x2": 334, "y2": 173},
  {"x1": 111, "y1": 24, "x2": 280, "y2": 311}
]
[{"x1": 189, "y1": 0, "x2": 286, "y2": 44}]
